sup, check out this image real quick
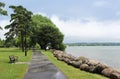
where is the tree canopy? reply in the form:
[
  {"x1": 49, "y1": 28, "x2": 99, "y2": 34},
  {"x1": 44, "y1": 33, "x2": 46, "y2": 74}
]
[
  {"x1": 0, "y1": 2, "x2": 7, "y2": 29},
  {"x1": 0, "y1": 2, "x2": 7, "y2": 16},
  {"x1": 32, "y1": 14, "x2": 66, "y2": 50},
  {"x1": 5, "y1": 5, "x2": 33, "y2": 56}
]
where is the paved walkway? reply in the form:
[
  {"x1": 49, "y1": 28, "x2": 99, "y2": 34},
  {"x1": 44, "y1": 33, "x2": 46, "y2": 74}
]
[{"x1": 23, "y1": 50, "x2": 67, "y2": 79}]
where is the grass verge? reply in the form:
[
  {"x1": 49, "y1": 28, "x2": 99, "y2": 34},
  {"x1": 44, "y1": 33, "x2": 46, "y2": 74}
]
[
  {"x1": 41, "y1": 50, "x2": 108, "y2": 79},
  {"x1": 0, "y1": 48, "x2": 32, "y2": 79}
]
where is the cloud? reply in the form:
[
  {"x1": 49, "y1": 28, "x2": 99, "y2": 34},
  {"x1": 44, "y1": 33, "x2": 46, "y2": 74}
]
[
  {"x1": 93, "y1": 1, "x2": 110, "y2": 7},
  {"x1": 50, "y1": 15, "x2": 120, "y2": 42},
  {"x1": 0, "y1": 20, "x2": 10, "y2": 39},
  {"x1": 2, "y1": 12, "x2": 120, "y2": 43}
]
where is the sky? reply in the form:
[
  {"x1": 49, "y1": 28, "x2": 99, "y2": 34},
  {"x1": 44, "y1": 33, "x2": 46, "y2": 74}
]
[{"x1": 1, "y1": 0, "x2": 120, "y2": 43}]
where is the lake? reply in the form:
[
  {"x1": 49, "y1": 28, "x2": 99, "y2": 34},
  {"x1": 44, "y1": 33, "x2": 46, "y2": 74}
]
[{"x1": 65, "y1": 46, "x2": 120, "y2": 69}]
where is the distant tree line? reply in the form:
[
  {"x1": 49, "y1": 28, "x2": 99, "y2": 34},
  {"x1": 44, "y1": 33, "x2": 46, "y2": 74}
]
[{"x1": 67, "y1": 43, "x2": 120, "y2": 46}]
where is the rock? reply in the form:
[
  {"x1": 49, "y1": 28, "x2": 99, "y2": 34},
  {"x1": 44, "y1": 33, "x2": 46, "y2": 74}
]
[
  {"x1": 53, "y1": 52, "x2": 57, "y2": 57},
  {"x1": 71, "y1": 61, "x2": 82, "y2": 68},
  {"x1": 87, "y1": 59, "x2": 100, "y2": 66},
  {"x1": 68, "y1": 55, "x2": 76, "y2": 61},
  {"x1": 113, "y1": 69, "x2": 120, "y2": 74},
  {"x1": 66, "y1": 60, "x2": 73, "y2": 65},
  {"x1": 52, "y1": 49, "x2": 120, "y2": 79},
  {"x1": 76, "y1": 56, "x2": 89, "y2": 64},
  {"x1": 80, "y1": 64, "x2": 89, "y2": 71},
  {"x1": 53, "y1": 51, "x2": 67, "y2": 61},
  {"x1": 63, "y1": 54, "x2": 69, "y2": 58},
  {"x1": 94, "y1": 63, "x2": 108, "y2": 74},
  {"x1": 110, "y1": 72, "x2": 120, "y2": 79},
  {"x1": 57, "y1": 57, "x2": 64, "y2": 61},
  {"x1": 56, "y1": 53, "x2": 63, "y2": 60},
  {"x1": 102, "y1": 67, "x2": 113, "y2": 77},
  {"x1": 87, "y1": 65, "x2": 97, "y2": 72},
  {"x1": 63, "y1": 58, "x2": 70, "y2": 63}
]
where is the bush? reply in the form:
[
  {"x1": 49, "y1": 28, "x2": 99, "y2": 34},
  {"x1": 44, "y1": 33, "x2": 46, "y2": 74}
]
[{"x1": 59, "y1": 43, "x2": 66, "y2": 51}]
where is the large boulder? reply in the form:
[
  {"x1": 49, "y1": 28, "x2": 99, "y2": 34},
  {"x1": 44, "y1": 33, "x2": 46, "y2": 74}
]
[
  {"x1": 66, "y1": 60, "x2": 73, "y2": 65},
  {"x1": 87, "y1": 65, "x2": 97, "y2": 72},
  {"x1": 94, "y1": 63, "x2": 108, "y2": 74},
  {"x1": 101, "y1": 67, "x2": 113, "y2": 77},
  {"x1": 109, "y1": 69, "x2": 120, "y2": 79},
  {"x1": 57, "y1": 53, "x2": 64, "y2": 61},
  {"x1": 53, "y1": 51, "x2": 58, "y2": 57},
  {"x1": 68, "y1": 54, "x2": 77, "y2": 61},
  {"x1": 63, "y1": 54, "x2": 69, "y2": 58},
  {"x1": 80, "y1": 64, "x2": 89, "y2": 71},
  {"x1": 110, "y1": 72, "x2": 120, "y2": 79},
  {"x1": 71, "y1": 61, "x2": 82, "y2": 68},
  {"x1": 76, "y1": 56, "x2": 89, "y2": 64},
  {"x1": 53, "y1": 50, "x2": 60, "y2": 57},
  {"x1": 63, "y1": 58, "x2": 70, "y2": 63},
  {"x1": 85, "y1": 60, "x2": 100, "y2": 72},
  {"x1": 87, "y1": 59, "x2": 100, "y2": 66}
]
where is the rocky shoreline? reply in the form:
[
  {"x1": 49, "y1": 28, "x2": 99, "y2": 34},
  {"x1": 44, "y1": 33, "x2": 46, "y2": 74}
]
[{"x1": 51, "y1": 50, "x2": 120, "y2": 79}]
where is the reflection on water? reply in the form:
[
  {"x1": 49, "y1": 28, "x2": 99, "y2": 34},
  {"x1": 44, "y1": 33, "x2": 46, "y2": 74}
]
[{"x1": 66, "y1": 46, "x2": 120, "y2": 69}]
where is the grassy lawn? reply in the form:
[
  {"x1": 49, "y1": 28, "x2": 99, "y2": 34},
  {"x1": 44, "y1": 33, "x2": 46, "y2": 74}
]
[
  {"x1": 41, "y1": 50, "x2": 109, "y2": 79},
  {"x1": 0, "y1": 48, "x2": 32, "y2": 79}
]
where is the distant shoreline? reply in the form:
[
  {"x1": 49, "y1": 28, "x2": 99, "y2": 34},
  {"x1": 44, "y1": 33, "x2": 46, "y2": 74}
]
[{"x1": 66, "y1": 43, "x2": 120, "y2": 46}]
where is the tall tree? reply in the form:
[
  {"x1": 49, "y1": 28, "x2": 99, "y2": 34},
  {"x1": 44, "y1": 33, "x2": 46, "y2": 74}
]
[
  {"x1": 0, "y1": 2, "x2": 7, "y2": 29},
  {"x1": 32, "y1": 14, "x2": 66, "y2": 51},
  {"x1": 5, "y1": 5, "x2": 32, "y2": 56}
]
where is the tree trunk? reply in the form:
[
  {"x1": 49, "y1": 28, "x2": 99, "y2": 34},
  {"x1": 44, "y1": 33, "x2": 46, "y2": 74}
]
[
  {"x1": 25, "y1": 28, "x2": 27, "y2": 56},
  {"x1": 21, "y1": 31, "x2": 24, "y2": 52}
]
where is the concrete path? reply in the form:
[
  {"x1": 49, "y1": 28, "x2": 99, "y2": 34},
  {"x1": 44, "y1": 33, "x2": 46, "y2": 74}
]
[{"x1": 23, "y1": 50, "x2": 67, "y2": 79}]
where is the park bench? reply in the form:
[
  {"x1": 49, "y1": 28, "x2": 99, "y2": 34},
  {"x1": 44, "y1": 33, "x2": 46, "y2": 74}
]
[{"x1": 9, "y1": 55, "x2": 18, "y2": 63}]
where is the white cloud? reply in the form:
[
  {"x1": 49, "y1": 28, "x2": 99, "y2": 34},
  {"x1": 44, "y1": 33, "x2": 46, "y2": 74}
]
[
  {"x1": 93, "y1": 1, "x2": 110, "y2": 7},
  {"x1": 50, "y1": 15, "x2": 120, "y2": 42},
  {"x1": 0, "y1": 20, "x2": 10, "y2": 39},
  {"x1": 4, "y1": 12, "x2": 119, "y2": 43}
]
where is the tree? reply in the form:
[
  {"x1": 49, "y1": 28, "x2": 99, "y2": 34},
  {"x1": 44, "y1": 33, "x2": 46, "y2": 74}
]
[
  {"x1": 32, "y1": 14, "x2": 66, "y2": 51},
  {"x1": 0, "y1": 2, "x2": 7, "y2": 29},
  {"x1": 5, "y1": 5, "x2": 32, "y2": 56},
  {"x1": 0, "y1": 39, "x2": 5, "y2": 47}
]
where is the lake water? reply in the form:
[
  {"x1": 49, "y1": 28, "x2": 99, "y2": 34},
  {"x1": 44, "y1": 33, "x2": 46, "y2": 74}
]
[{"x1": 65, "y1": 46, "x2": 120, "y2": 69}]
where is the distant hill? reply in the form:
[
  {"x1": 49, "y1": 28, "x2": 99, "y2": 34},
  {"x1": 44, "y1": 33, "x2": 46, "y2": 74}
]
[{"x1": 66, "y1": 42, "x2": 120, "y2": 46}]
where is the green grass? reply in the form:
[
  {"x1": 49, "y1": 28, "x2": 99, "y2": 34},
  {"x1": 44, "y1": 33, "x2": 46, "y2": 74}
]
[
  {"x1": 0, "y1": 48, "x2": 32, "y2": 79},
  {"x1": 41, "y1": 50, "x2": 109, "y2": 79}
]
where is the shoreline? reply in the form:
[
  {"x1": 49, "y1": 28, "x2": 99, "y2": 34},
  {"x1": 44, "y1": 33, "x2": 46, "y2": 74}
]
[
  {"x1": 66, "y1": 46, "x2": 120, "y2": 69},
  {"x1": 52, "y1": 49, "x2": 120, "y2": 79}
]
